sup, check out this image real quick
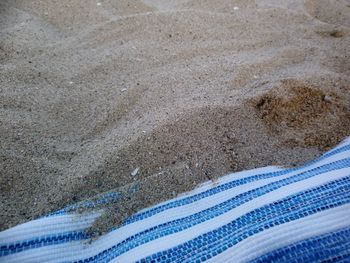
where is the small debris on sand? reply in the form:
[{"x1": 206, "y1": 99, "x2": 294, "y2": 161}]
[
  {"x1": 131, "y1": 167, "x2": 140, "y2": 177},
  {"x1": 323, "y1": 95, "x2": 332, "y2": 103}
]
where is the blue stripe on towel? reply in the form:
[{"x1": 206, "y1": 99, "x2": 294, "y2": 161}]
[
  {"x1": 250, "y1": 227, "x2": 350, "y2": 263},
  {"x1": 0, "y1": 231, "x2": 88, "y2": 257}
]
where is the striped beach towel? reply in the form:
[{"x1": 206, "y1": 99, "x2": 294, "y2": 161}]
[{"x1": 1, "y1": 138, "x2": 350, "y2": 262}]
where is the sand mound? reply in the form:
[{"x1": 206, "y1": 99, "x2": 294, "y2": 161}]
[
  {"x1": 1, "y1": 0, "x2": 349, "y2": 232},
  {"x1": 255, "y1": 79, "x2": 350, "y2": 150}
]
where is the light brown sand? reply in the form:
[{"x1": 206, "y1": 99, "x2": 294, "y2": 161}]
[{"x1": 1, "y1": 0, "x2": 349, "y2": 233}]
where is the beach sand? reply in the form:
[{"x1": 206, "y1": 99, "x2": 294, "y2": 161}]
[{"x1": 1, "y1": 0, "x2": 349, "y2": 233}]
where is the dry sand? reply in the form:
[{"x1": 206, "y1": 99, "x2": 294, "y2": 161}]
[{"x1": 1, "y1": 0, "x2": 350, "y2": 233}]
